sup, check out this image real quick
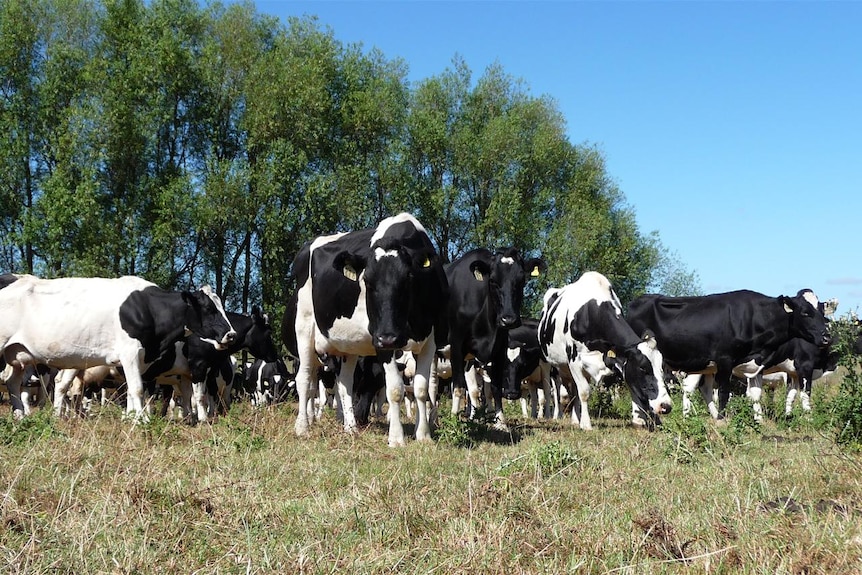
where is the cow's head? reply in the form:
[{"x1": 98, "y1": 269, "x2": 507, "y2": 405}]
[
  {"x1": 182, "y1": 285, "x2": 236, "y2": 350},
  {"x1": 338, "y1": 237, "x2": 440, "y2": 351},
  {"x1": 244, "y1": 306, "x2": 280, "y2": 363},
  {"x1": 623, "y1": 331, "x2": 673, "y2": 425},
  {"x1": 781, "y1": 289, "x2": 832, "y2": 348},
  {"x1": 470, "y1": 248, "x2": 546, "y2": 329}
]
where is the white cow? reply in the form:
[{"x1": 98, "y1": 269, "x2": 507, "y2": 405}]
[{"x1": 0, "y1": 274, "x2": 235, "y2": 420}]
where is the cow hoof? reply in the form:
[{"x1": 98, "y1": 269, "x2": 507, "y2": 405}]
[
  {"x1": 493, "y1": 421, "x2": 510, "y2": 433},
  {"x1": 12, "y1": 409, "x2": 24, "y2": 421},
  {"x1": 388, "y1": 437, "x2": 406, "y2": 448}
]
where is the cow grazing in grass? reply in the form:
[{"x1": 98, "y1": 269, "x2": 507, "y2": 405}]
[
  {"x1": 0, "y1": 274, "x2": 235, "y2": 420},
  {"x1": 627, "y1": 288, "x2": 831, "y2": 420},
  {"x1": 539, "y1": 272, "x2": 672, "y2": 430}
]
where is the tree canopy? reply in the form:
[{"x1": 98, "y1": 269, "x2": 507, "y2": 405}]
[{"x1": 0, "y1": 0, "x2": 700, "y2": 339}]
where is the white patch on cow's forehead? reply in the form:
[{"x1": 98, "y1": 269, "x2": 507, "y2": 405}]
[
  {"x1": 370, "y1": 212, "x2": 423, "y2": 245},
  {"x1": 802, "y1": 290, "x2": 819, "y2": 308},
  {"x1": 506, "y1": 347, "x2": 521, "y2": 362},
  {"x1": 374, "y1": 247, "x2": 399, "y2": 261},
  {"x1": 500, "y1": 257, "x2": 515, "y2": 265}
]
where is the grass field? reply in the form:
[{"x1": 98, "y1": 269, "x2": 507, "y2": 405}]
[{"x1": 1, "y1": 377, "x2": 861, "y2": 575}]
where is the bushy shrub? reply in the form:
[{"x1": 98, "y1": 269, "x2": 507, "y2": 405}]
[{"x1": 828, "y1": 361, "x2": 862, "y2": 450}]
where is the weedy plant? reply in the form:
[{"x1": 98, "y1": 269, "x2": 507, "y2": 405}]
[
  {"x1": 0, "y1": 408, "x2": 64, "y2": 447},
  {"x1": 828, "y1": 359, "x2": 862, "y2": 449}
]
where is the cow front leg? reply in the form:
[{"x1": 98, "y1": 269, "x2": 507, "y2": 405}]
[
  {"x1": 383, "y1": 359, "x2": 407, "y2": 446},
  {"x1": 411, "y1": 343, "x2": 435, "y2": 443},
  {"x1": 800, "y1": 374, "x2": 812, "y2": 413},
  {"x1": 570, "y1": 363, "x2": 592, "y2": 430},
  {"x1": 336, "y1": 356, "x2": 358, "y2": 434}
]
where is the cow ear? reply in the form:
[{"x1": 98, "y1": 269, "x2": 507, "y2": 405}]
[
  {"x1": 333, "y1": 252, "x2": 367, "y2": 282},
  {"x1": 779, "y1": 295, "x2": 793, "y2": 314},
  {"x1": 525, "y1": 258, "x2": 547, "y2": 278},
  {"x1": 640, "y1": 330, "x2": 658, "y2": 350},
  {"x1": 470, "y1": 260, "x2": 491, "y2": 282}
]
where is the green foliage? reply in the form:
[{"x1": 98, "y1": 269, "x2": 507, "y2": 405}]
[
  {"x1": 827, "y1": 361, "x2": 862, "y2": 450},
  {"x1": 497, "y1": 440, "x2": 582, "y2": 477},
  {"x1": 720, "y1": 395, "x2": 761, "y2": 447},
  {"x1": 0, "y1": 0, "x2": 690, "y2": 329},
  {"x1": 0, "y1": 410, "x2": 65, "y2": 446},
  {"x1": 660, "y1": 408, "x2": 712, "y2": 464},
  {"x1": 434, "y1": 410, "x2": 495, "y2": 449}
]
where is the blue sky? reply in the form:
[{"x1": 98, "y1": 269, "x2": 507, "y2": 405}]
[{"x1": 254, "y1": 1, "x2": 861, "y2": 315}]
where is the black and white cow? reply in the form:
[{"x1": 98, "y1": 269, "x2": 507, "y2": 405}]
[
  {"x1": 0, "y1": 274, "x2": 235, "y2": 419},
  {"x1": 288, "y1": 213, "x2": 448, "y2": 447},
  {"x1": 137, "y1": 307, "x2": 282, "y2": 422},
  {"x1": 499, "y1": 318, "x2": 551, "y2": 419},
  {"x1": 444, "y1": 247, "x2": 545, "y2": 428},
  {"x1": 627, "y1": 288, "x2": 832, "y2": 420},
  {"x1": 539, "y1": 271, "x2": 672, "y2": 430},
  {"x1": 245, "y1": 357, "x2": 290, "y2": 407}
]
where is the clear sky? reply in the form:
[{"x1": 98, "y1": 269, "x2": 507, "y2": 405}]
[{"x1": 254, "y1": 1, "x2": 861, "y2": 316}]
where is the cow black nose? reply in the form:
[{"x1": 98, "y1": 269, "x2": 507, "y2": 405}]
[
  {"x1": 224, "y1": 330, "x2": 237, "y2": 344},
  {"x1": 376, "y1": 335, "x2": 399, "y2": 349},
  {"x1": 505, "y1": 391, "x2": 521, "y2": 401},
  {"x1": 499, "y1": 315, "x2": 519, "y2": 327},
  {"x1": 660, "y1": 402, "x2": 673, "y2": 415}
]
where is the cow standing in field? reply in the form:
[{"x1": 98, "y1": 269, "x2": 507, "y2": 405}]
[
  {"x1": 137, "y1": 307, "x2": 283, "y2": 422},
  {"x1": 0, "y1": 274, "x2": 236, "y2": 420},
  {"x1": 287, "y1": 213, "x2": 448, "y2": 447},
  {"x1": 627, "y1": 288, "x2": 831, "y2": 420},
  {"x1": 444, "y1": 247, "x2": 545, "y2": 429},
  {"x1": 245, "y1": 357, "x2": 290, "y2": 407},
  {"x1": 539, "y1": 271, "x2": 673, "y2": 430}
]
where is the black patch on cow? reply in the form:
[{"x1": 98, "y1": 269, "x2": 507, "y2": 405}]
[{"x1": 0, "y1": 273, "x2": 19, "y2": 290}]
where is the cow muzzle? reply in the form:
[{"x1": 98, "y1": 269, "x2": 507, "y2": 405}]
[
  {"x1": 374, "y1": 334, "x2": 403, "y2": 350},
  {"x1": 222, "y1": 330, "x2": 237, "y2": 346},
  {"x1": 651, "y1": 399, "x2": 673, "y2": 415}
]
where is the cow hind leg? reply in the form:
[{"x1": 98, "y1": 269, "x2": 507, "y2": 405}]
[
  {"x1": 745, "y1": 376, "x2": 764, "y2": 422},
  {"x1": 785, "y1": 376, "x2": 799, "y2": 415}
]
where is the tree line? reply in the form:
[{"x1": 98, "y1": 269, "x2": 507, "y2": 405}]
[{"x1": 0, "y1": 0, "x2": 699, "y2": 342}]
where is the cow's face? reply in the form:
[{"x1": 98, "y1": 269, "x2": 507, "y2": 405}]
[
  {"x1": 502, "y1": 344, "x2": 526, "y2": 400},
  {"x1": 624, "y1": 333, "x2": 673, "y2": 419},
  {"x1": 472, "y1": 250, "x2": 545, "y2": 329},
  {"x1": 246, "y1": 306, "x2": 280, "y2": 363},
  {"x1": 783, "y1": 290, "x2": 832, "y2": 347},
  {"x1": 360, "y1": 241, "x2": 437, "y2": 350},
  {"x1": 182, "y1": 285, "x2": 236, "y2": 350}
]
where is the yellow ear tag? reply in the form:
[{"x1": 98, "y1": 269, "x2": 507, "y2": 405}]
[
  {"x1": 422, "y1": 257, "x2": 431, "y2": 268},
  {"x1": 473, "y1": 269, "x2": 484, "y2": 281},
  {"x1": 606, "y1": 350, "x2": 616, "y2": 358},
  {"x1": 343, "y1": 264, "x2": 358, "y2": 282},
  {"x1": 530, "y1": 266, "x2": 540, "y2": 277}
]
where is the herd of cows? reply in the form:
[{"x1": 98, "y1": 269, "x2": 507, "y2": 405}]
[{"x1": 1, "y1": 212, "x2": 860, "y2": 446}]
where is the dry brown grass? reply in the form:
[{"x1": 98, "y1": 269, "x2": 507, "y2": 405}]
[{"x1": 0, "y1": 388, "x2": 861, "y2": 574}]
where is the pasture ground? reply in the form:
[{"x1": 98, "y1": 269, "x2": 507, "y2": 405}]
[{"x1": 1, "y1": 377, "x2": 861, "y2": 575}]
